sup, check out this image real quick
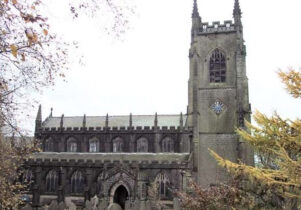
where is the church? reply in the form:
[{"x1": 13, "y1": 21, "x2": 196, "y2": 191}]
[{"x1": 23, "y1": 0, "x2": 254, "y2": 209}]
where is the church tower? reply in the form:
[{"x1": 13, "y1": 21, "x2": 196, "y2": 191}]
[{"x1": 187, "y1": 0, "x2": 254, "y2": 187}]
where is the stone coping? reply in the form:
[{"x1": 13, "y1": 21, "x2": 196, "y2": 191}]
[{"x1": 29, "y1": 152, "x2": 191, "y2": 163}]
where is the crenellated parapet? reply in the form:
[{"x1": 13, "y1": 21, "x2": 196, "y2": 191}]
[
  {"x1": 39, "y1": 126, "x2": 192, "y2": 133},
  {"x1": 199, "y1": 20, "x2": 235, "y2": 34}
]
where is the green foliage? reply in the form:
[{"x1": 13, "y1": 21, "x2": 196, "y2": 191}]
[
  {"x1": 210, "y1": 69, "x2": 301, "y2": 209},
  {"x1": 180, "y1": 69, "x2": 301, "y2": 210}
]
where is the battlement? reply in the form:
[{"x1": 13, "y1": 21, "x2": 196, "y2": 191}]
[
  {"x1": 199, "y1": 20, "x2": 235, "y2": 34},
  {"x1": 41, "y1": 125, "x2": 191, "y2": 133}
]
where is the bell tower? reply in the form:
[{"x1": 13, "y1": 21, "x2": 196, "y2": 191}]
[{"x1": 187, "y1": 0, "x2": 254, "y2": 187}]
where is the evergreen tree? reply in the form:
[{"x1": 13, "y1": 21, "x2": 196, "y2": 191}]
[
  {"x1": 210, "y1": 69, "x2": 301, "y2": 209},
  {"x1": 180, "y1": 69, "x2": 301, "y2": 210}
]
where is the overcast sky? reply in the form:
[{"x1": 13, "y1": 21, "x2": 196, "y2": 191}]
[{"x1": 27, "y1": 0, "x2": 301, "y2": 133}]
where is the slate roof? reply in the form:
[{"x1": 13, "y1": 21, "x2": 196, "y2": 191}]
[{"x1": 42, "y1": 114, "x2": 187, "y2": 128}]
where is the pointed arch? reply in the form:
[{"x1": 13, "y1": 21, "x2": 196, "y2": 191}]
[
  {"x1": 71, "y1": 170, "x2": 85, "y2": 194},
  {"x1": 209, "y1": 48, "x2": 226, "y2": 83},
  {"x1": 136, "y1": 137, "x2": 148, "y2": 153},
  {"x1": 89, "y1": 136, "x2": 99, "y2": 152},
  {"x1": 162, "y1": 137, "x2": 174, "y2": 152},
  {"x1": 46, "y1": 169, "x2": 58, "y2": 192},
  {"x1": 67, "y1": 136, "x2": 77, "y2": 152},
  {"x1": 112, "y1": 137, "x2": 124, "y2": 152},
  {"x1": 109, "y1": 181, "x2": 131, "y2": 203},
  {"x1": 44, "y1": 137, "x2": 54, "y2": 152},
  {"x1": 155, "y1": 173, "x2": 170, "y2": 198}
]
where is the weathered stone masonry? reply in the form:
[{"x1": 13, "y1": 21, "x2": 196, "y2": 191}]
[{"x1": 23, "y1": 0, "x2": 254, "y2": 209}]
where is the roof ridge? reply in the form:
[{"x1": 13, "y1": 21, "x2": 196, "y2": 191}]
[{"x1": 48, "y1": 114, "x2": 186, "y2": 118}]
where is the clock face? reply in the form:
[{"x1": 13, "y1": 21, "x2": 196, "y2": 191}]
[{"x1": 210, "y1": 100, "x2": 225, "y2": 115}]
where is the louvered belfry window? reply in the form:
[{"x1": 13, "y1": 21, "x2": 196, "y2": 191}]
[{"x1": 209, "y1": 49, "x2": 226, "y2": 83}]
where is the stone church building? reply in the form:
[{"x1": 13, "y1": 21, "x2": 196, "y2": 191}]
[{"x1": 24, "y1": 0, "x2": 254, "y2": 209}]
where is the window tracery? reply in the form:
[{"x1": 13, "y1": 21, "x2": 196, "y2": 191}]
[
  {"x1": 156, "y1": 173, "x2": 170, "y2": 198},
  {"x1": 67, "y1": 137, "x2": 77, "y2": 152},
  {"x1": 89, "y1": 137, "x2": 99, "y2": 153},
  {"x1": 137, "y1": 137, "x2": 148, "y2": 152},
  {"x1": 45, "y1": 138, "x2": 54, "y2": 152},
  {"x1": 209, "y1": 49, "x2": 226, "y2": 83},
  {"x1": 71, "y1": 170, "x2": 85, "y2": 194},
  {"x1": 113, "y1": 137, "x2": 124, "y2": 152},
  {"x1": 46, "y1": 170, "x2": 58, "y2": 193},
  {"x1": 162, "y1": 137, "x2": 174, "y2": 152}
]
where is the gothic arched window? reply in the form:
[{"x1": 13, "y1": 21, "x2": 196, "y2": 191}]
[
  {"x1": 89, "y1": 137, "x2": 99, "y2": 153},
  {"x1": 71, "y1": 171, "x2": 85, "y2": 194},
  {"x1": 162, "y1": 137, "x2": 174, "y2": 152},
  {"x1": 45, "y1": 138, "x2": 54, "y2": 152},
  {"x1": 67, "y1": 137, "x2": 77, "y2": 152},
  {"x1": 46, "y1": 170, "x2": 58, "y2": 193},
  {"x1": 209, "y1": 49, "x2": 226, "y2": 83},
  {"x1": 156, "y1": 173, "x2": 170, "y2": 198},
  {"x1": 137, "y1": 137, "x2": 148, "y2": 152},
  {"x1": 113, "y1": 137, "x2": 124, "y2": 152}
]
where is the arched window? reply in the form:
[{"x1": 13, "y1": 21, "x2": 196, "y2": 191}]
[
  {"x1": 45, "y1": 138, "x2": 54, "y2": 152},
  {"x1": 71, "y1": 171, "x2": 85, "y2": 194},
  {"x1": 162, "y1": 137, "x2": 174, "y2": 152},
  {"x1": 22, "y1": 169, "x2": 34, "y2": 185},
  {"x1": 113, "y1": 137, "x2": 124, "y2": 152},
  {"x1": 137, "y1": 137, "x2": 148, "y2": 152},
  {"x1": 67, "y1": 137, "x2": 77, "y2": 152},
  {"x1": 156, "y1": 173, "x2": 170, "y2": 198},
  {"x1": 209, "y1": 49, "x2": 226, "y2": 83},
  {"x1": 46, "y1": 170, "x2": 58, "y2": 193},
  {"x1": 89, "y1": 137, "x2": 99, "y2": 153}
]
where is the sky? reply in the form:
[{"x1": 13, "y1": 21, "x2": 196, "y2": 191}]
[{"x1": 27, "y1": 0, "x2": 301, "y2": 133}]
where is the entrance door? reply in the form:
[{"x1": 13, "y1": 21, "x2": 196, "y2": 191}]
[{"x1": 113, "y1": 185, "x2": 128, "y2": 209}]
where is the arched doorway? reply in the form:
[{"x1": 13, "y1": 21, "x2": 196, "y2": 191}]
[{"x1": 113, "y1": 185, "x2": 128, "y2": 209}]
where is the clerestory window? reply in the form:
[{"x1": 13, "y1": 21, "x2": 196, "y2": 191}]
[
  {"x1": 89, "y1": 137, "x2": 99, "y2": 153},
  {"x1": 209, "y1": 49, "x2": 226, "y2": 83},
  {"x1": 113, "y1": 137, "x2": 124, "y2": 152},
  {"x1": 162, "y1": 137, "x2": 174, "y2": 153},
  {"x1": 45, "y1": 137, "x2": 54, "y2": 152},
  {"x1": 137, "y1": 137, "x2": 148, "y2": 153},
  {"x1": 67, "y1": 137, "x2": 77, "y2": 152}
]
